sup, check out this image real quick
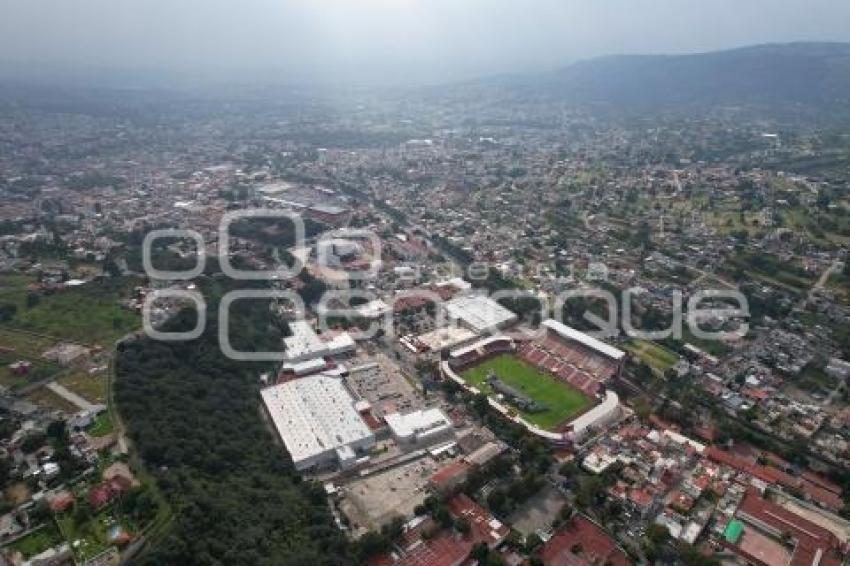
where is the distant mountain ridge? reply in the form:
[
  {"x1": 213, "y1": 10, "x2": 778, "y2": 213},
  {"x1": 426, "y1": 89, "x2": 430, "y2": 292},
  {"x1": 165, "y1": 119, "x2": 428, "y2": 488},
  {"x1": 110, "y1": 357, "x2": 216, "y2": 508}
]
[
  {"x1": 3, "y1": 42, "x2": 849, "y2": 123},
  {"x1": 513, "y1": 42, "x2": 850, "y2": 116}
]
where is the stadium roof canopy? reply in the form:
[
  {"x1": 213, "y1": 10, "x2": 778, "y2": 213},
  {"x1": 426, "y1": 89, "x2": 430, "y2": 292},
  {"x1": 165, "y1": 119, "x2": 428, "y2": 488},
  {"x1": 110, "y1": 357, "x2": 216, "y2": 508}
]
[{"x1": 542, "y1": 319, "x2": 625, "y2": 361}]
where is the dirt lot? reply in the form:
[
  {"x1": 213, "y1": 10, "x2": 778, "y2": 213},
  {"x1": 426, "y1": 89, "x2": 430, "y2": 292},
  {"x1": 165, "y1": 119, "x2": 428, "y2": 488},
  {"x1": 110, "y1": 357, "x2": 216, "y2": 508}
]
[
  {"x1": 339, "y1": 455, "x2": 438, "y2": 536},
  {"x1": 5, "y1": 482, "x2": 31, "y2": 505},
  {"x1": 508, "y1": 484, "x2": 567, "y2": 536},
  {"x1": 738, "y1": 527, "x2": 791, "y2": 566}
]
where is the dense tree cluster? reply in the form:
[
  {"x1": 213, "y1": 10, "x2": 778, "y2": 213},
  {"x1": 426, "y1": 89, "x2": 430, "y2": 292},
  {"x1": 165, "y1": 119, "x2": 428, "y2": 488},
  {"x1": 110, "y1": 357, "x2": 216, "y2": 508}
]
[
  {"x1": 115, "y1": 285, "x2": 349, "y2": 565},
  {"x1": 229, "y1": 216, "x2": 325, "y2": 248}
]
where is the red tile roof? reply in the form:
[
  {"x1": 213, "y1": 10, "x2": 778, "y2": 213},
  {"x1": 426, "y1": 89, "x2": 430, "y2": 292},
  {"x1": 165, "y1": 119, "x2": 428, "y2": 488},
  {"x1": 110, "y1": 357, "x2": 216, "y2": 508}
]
[
  {"x1": 694, "y1": 425, "x2": 717, "y2": 442},
  {"x1": 742, "y1": 388, "x2": 771, "y2": 401},
  {"x1": 705, "y1": 446, "x2": 790, "y2": 485},
  {"x1": 88, "y1": 484, "x2": 114, "y2": 509},
  {"x1": 760, "y1": 451, "x2": 790, "y2": 469},
  {"x1": 648, "y1": 414, "x2": 678, "y2": 432},
  {"x1": 800, "y1": 471, "x2": 842, "y2": 496},
  {"x1": 540, "y1": 515, "x2": 632, "y2": 566},
  {"x1": 373, "y1": 495, "x2": 509, "y2": 566},
  {"x1": 706, "y1": 447, "x2": 844, "y2": 512},
  {"x1": 48, "y1": 491, "x2": 75, "y2": 513},
  {"x1": 361, "y1": 410, "x2": 383, "y2": 431},
  {"x1": 429, "y1": 461, "x2": 471, "y2": 491},
  {"x1": 798, "y1": 480, "x2": 844, "y2": 513},
  {"x1": 693, "y1": 474, "x2": 711, "y2": 491},
  {"x1": 87, "y1": 477, "x2": 130, "y2": 509},
  {"x1": 393, "y1": 295, "x2": 433, "y2": 312},
  {"x1": 669, "y1": 490, "x2": 695, "y2": 513},
  {"x1": 734, "y1": 489, "x2": 843, "y2": 566},
  {"x1": 628, "y1": 488, "x2": 654, "y2": 509},
  {"x1": 446, "y1": 493, "x2": 509, "y2": 547},
  {"x1": 433, "y1": 286, "x2": 459, "y2": 301}
]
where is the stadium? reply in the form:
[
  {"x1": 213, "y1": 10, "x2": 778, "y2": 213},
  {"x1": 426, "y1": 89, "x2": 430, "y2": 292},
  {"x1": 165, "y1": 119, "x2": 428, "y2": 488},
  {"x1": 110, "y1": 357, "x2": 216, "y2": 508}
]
[{"x1": 440, "y1": 320, "x2": 625, "y2": 445}]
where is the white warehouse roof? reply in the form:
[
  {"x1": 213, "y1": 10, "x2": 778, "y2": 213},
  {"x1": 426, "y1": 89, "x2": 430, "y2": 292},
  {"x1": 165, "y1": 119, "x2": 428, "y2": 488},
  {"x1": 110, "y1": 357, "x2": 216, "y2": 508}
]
[
  {"x1": 355, "y1": 299, "x2": 392, "y2": 320},
  {"x1": 385, "y1": 408, "x2": 451, "y2": 442},
  {"x1": 283, "y1": 321, "x2": 355, "y2": 362},
  {"x1": 283, "y1": 320, "x2": 327, "y2": 362},
  {"x1": 281, "y1": 357, "x2": 327, "y2": 376},
  {"x1": 323, "y1": 332, "x2": 356, "y2": 356},
  {"x1": 261, "y1": 374, "x2": 374, "y2": 471},
  {"x1": 445, "y1": 295, "x2": 517, "y2": 334},
  {"x1": 416, "y1": 325, "x2": 478, "y2": 352}
]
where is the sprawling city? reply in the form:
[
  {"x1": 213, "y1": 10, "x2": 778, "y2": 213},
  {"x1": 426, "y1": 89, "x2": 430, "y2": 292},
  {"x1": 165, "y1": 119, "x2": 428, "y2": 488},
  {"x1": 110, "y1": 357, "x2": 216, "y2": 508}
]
[{"x1": 0, "y1": 2, "x2": 849, "y2": 565}]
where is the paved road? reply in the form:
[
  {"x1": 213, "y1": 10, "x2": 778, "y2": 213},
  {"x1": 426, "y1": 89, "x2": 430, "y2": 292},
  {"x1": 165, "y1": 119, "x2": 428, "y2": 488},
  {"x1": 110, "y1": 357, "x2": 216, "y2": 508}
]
[
  {"x1": 672, "y1": 170, "x2": 682, "y2": 194},
  {"x1": 689, "y1": 267, "x2": 737, "y2": 289},
  {"x1": 824, "y1": 380, "x2": 845, "y2": 407},
  {"x1": 45, "y1": 382, "x2": 93, "y2": 411},
  {"x1": 797, "y1": 259, "x2": 842, "y2": 310},
  {"x1": 812, "y1": 260, "x2": 842, "y2": 294}
]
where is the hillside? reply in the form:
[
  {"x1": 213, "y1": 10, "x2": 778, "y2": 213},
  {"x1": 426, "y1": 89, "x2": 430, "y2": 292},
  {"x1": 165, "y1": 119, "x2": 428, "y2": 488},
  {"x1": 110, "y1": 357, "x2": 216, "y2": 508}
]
[{"x1": 508, "y1": 42, "x2": 850, "y2": 118}]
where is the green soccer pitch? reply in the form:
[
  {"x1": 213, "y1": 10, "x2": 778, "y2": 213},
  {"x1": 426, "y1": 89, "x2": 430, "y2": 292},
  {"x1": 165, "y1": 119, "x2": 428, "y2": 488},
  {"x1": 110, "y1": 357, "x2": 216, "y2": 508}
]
[{"x1": 460, "y1": 353, "x2": 592, "y2": 431}]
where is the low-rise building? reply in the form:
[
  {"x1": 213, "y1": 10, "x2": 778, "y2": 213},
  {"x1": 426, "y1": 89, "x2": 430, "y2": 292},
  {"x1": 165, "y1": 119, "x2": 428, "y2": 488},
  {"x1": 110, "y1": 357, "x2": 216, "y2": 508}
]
[{"x1": 261, "y1": 373, "x2": 375, "y2": 472}]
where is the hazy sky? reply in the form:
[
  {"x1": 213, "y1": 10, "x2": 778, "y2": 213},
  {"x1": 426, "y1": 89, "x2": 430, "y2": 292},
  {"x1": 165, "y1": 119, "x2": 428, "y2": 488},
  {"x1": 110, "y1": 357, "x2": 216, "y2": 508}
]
[{"x1": 2, "y1": 0, "x2": 850, "y2": 86}]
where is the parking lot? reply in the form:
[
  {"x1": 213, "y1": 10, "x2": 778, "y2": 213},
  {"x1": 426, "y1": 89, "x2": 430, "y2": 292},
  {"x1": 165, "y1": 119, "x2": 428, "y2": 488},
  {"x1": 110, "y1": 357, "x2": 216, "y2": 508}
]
[{"x1": 345, "y1": 350, "x2": 421, "y2": 417}]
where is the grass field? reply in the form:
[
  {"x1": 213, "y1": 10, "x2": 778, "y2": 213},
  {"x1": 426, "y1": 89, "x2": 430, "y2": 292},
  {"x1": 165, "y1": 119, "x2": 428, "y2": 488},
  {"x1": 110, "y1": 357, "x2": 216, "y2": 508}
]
[
  {"x1": 87, "y1": 412, "x2": 114, "y2": 437},
  {"x1": 25, "y1": 387, "x2": 78, "y2": 413},
  {"x1": 826, "y1": 273, "x2": 850, "y2": 308},
  {"x1": 461, "y1": 354, "x2": 591, "y2": 431},
  {"x1": 780, "y1": 208, "x2": 850, "y2": 247},
  {"x1": 681, "y1": 327, "x2": 732, "y2": 357},
  {"x1": 0, "y1": 274, "x2": 141, "y2": 346},
  {"x1": 0, "y1": 327, "x2": 64, "y2": 391},
  {"x1": 626, "y1": 339, "x2": 679, "y2": 374},
  {"x1": 56, "y1": 511, "x2": 108, "y2": 562},
  {"x1": 4, "y1": 523, "x2": 63, "y2": 558},
  {"x1": 707, "y1": 210, "x2": 769, "y2": 237},
  {"x1": 57, "y1": 370, "x2": 108, "y2": 405},
  {"x1": 723, "y1": 252, "x2": 815, "y2": 295}
]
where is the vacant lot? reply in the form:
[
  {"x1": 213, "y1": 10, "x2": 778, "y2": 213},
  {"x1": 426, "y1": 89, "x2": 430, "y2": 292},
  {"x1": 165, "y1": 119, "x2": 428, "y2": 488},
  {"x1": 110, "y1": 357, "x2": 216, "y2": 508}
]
[
  {"x1": 87, "y1": 412, "x2": 114, "y2": 437},
  {"x1": 626, "y1": 339, "x2": 679, "y2": 374},
  {"x1": 681, "y1": 327, "x2": 732, "y2": 357},
  {"x1": 0, "y1": 274, "x2": 141, "y2": 346},
  {"x1": 57, "y1": 370, "x2": 108, "y2": 405},
  {"x1": 25, "y1": 387, "x2": 77, "y2": 413},
  {"x1": 340, "y1": 456, "x2": 438, "y2": 535},
  {"x1": 461, "y1": 354, "x2": 591, "y2": 431},
  {"x1": 826, "y1": 273, "x2": 850, "y2": 308},
  {"x1": 0, "y1": 327, "x2": 63, "y2": 391},
  {"x1": 724, "y1": 252, "x2": 815, "y2": 294},
  {"x1": 4, "y1": 523, "x2": 63, "y2": 559},
  {"x1": 508, "y1": 484, "x2": 567, "y2": 537}
]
